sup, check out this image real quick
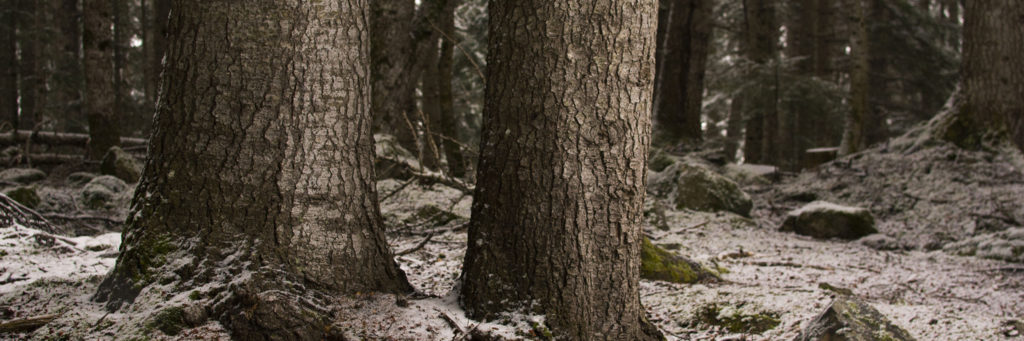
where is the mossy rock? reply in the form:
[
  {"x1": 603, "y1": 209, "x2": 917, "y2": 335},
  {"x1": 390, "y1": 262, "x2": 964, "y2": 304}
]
[
  {"x1": 692, "y1": 302, "x2": 781, "y2": 334},
  {"x1": 641, "y1": 237, "x2": 719, "y2": 284},
  {"x1": 4, "y1": 186, "x2": 40, "y2": 208},
  {"x1": 80, "y1": 175, "x2": 129, "y2": 209},
  {"x1": 0, "y1": 168, "x2": 46, "y2": 184},
  {"x1": 780, "y1": 201, "x2": 877, "y2": 240},
  {"x1": 649, "y1": 161, "x2": 753, "y2": 217},
  {"x1": 648, "y1": 149, "x2": 677, "y2": 172},
  {"x1": 66, "y1": 172, "x2": 98, "y2": 187},
  {"x1": 405, "y1": 204, "x2": 462, "y2": 227},
  {"x1": 101, "y1": 146, "x2": 143, "y2": 183},
  {"x1": 148, "y1": 306, "x2": 187, "y2": 336},
  {"x1": 796, "y1": 296, "x2": 915, "y2": 341}
]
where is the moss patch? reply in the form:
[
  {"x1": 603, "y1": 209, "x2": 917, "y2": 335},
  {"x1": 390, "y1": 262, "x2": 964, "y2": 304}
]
[
  {"x1": 148, "y1": 306, "x2": 186, "y2": 336},
  {"x1": 641, "y1": 238, "x2": 718, "y2": 284},
  {"x1": 694, "y1": 303, "x2": 781, "y2": 334},
  {"x1": 5, "y1": 186, "x2": 40, "y2": 208}
]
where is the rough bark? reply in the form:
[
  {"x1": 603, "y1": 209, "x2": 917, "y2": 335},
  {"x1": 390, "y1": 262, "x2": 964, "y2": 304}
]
[
  {"x1": 0, "y1": 0, "x2": 16, "y2": 129},
  {"x1": 83, "y1": 0, "x2": 118, "y2": 159},
  {"x1": 460, "y1": 0, "x2": 662, "y2": 339},
  {"x1": 840, "y1": 0, "x2": 869, "y2": 156},
  {"x1": 144, "y1": 0, "x2": 170, "y2": 112},
  {"x1": 942, "y1": 0, "x2": 1024, "y2": 151},
  {"x1": 370, "y1": 0, "x2": 418, "y2": 154},
  {"x1": 653, "y1": 0, "x2": 713, "y2": 145},
  {"x1": 95, "y1": 0, "x2": 412, "y2": 339},
  {"x1": 16, "y1": 0, "x2": 39, "y2": 130}
]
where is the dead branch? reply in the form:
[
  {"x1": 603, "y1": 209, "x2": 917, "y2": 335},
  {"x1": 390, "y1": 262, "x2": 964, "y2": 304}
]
[
  {"x1": 0, "y1": 314, "x2": 59, "y2": 333},
  {"x1": 396, "y1": 233, "x2": 434, "y2": 256},
  {"x1": 0, "y1": 130, "x2": 147, "y2": 147}
]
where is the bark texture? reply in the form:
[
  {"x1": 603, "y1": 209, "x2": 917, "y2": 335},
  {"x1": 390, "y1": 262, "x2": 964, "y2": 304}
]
[
  {"x1": 144, "y1": 0, "x2": 170, "y2": 112},
  {"x1": 83, "y1": 0, "x2": 119, "y2": 159},
  {"x1": 954, "y1": 0, "x2": 1024, "y2": 151},
  {"x1": 653, "y1": 0, "x2": 713, "y2": 145},
  {"x1": 0, "y1": 1, "x2": 16, "y2": 129},
  {"x1": 840, "y1": 0, "x2": 869, "y2": 156},
  {"x1": 460, "y1": 0, "x2": 662, "y2": 339},
  {"x1": 95, "y1": 0, "x2": 412, "y2": 339}
]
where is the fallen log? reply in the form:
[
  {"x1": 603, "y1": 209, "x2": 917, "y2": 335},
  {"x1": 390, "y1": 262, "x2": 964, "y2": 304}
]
[
  {"x1": 1, "y1": 153, "x2": 91, "y2": 167},
  {"x1": 0, "y1": 314, "x2": 59, "y2": 334},
  {"x1": 0, "y1": 130, "x2": 147, "y2": 147}
]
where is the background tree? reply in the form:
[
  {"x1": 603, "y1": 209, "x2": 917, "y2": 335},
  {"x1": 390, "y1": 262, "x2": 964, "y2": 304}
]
[
  {"x1": 95, "y1": 0, "x2": 412, "y2": 338},
  {"x1": 0, "y1": 1, "x2": 16, "y2": 129},
  {"x1": 15, "y1": 0, "x2": 40, "y2": 130},
  {"x1": 371, "y1": 0, "x2": 419, "y2": 156},
  {"x1": 83, "y1": 0, "x2": 118, "y2": 159},
  {"x1": 459, "y1": 0, "x2": 663, "y2": 339},
  {"x1": 839, "y1": 0, "x2": 869, "y2": 156},
  {"x1": 653, "y1": 0, "x2": 713, "y2": 145}
]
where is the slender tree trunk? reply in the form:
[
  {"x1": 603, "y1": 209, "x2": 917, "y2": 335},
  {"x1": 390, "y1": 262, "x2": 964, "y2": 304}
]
[
  {"x1": 55, "y1": 0, "x2": 83, "y2": 133},
  {"x1": 83, "y1": 0, "x2": 118, "y2": 159},
  {"x1": 95, "y1": 0, "x2": 412, "y2": 339},
  {"x1": 941, "y1": 0, "x2": 1024, "y2": 151},
  {"x1": 863, "y1": 0, "x2": 888, "y2": 146},
  {"x1": 460, "y1": 0, "x2": 662, "y2": 339},
  {"x1": 738, "y1": 0, "x2": 777, "y2": 164},
  {"x1": 437, "y1": 3, "x2": 466, "y2": 177},
  {"x1": 840, "y1": 0, "x2": 868, "y2": 156},
  {"x1": 16, "y1": 0, "x2": 39, "y2": 130},
  {"x1": 0, "y1": 1, "x2": 16, "y2": 129},
  {"x1": 113, "y1": 0, "x2": 128, "y2": 134},
  {"x1": 371, "y1": 0, "x2": 419, "y2": 154},
  {"x1": 419, "y1": 30, "x2": 443, "y2": 170},
  {"x1": 144, "y1": 0, "x2": 169, "y2": 114},
  {"x1": 653, "y1": 0, "x2": 712, "y2": 145}
]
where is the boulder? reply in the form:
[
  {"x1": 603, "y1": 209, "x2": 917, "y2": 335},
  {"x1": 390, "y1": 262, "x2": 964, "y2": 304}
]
[
  {"x1": 0, "y1": 168, "x2": 46, "y2": 184},
  {"x1": 723, "y1": 163, "x2": 779, "y2": 185},
  {"x1": 4, "y1": 186, "x2": 40, "y2": 208},
  {"x1": 66, "y1": 172, "x2": 98, "y2": 187},
  {"x1": 796, "y1": 296, "x2": 915, "y2": 341},
  {"x1": 641, "y1": 237, "x2": 719, "y2": 284},
  {"x1": 780, "y1": 201, "x2": 877, "y2": 240},
  {"x1": 82, "y1": 175, "x2": 128, "y2": 209},
  {"x1": 648, "y1": 160, "x2": 753, "y2": 217},
  {"x1": 100, "y1": 146, "x2": 143, "y2": 183}
]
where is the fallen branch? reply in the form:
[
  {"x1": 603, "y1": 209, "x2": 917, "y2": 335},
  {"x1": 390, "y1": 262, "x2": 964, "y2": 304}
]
[
  {"x1": 0, "y1": 193, "x2": 57, "y2": 234},
  {"x1": 0, "y1": 314, "x2": 59, "y2": 333},
  {"x1": 0, "y1": 130, "x2": 146, "y2": 147},
  {"x1": 42, "y1": 213, "x2": 123, "y2": 225},
  {"x1": 396, "y1": 233, "x2": 434, "y2": 256}
]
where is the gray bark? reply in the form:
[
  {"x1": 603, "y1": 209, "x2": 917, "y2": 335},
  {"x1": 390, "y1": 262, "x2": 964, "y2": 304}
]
[
  {"x1": 460, "y1": 0, "x2": 662, "y2": 339},
  {"x1": 840, "y1": 0, "x2": 869, "y2": 156},
  {"x1": 95, "y1": 1, "x2": 412, "y2": 339}
]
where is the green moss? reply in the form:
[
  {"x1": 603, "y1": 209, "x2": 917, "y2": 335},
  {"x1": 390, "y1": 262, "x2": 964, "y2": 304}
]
[
  {"x1": 819, "y1": 282, "x2": 854, "y2": 296},
  {"x1": 694, "y1": 303, "x2": 781, "y2": 334},
  {"x1": 649, "y1": 150, "x2": 676, "y2": 172},
  {"x1": 5, "y1": 186, "x2": 40, "y2": 208},
  {"x1": 189, "y1": 290, "x2": 202, "y2": 300},
  {"x1": 641, "y1": 238, "x2": 717, "y2": 284},
  {"x1": 148, "y1": 306, "x2": 186, "y2": 336}
]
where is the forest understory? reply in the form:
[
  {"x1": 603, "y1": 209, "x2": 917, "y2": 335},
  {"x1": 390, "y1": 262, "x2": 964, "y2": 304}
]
[{"x1": 1, "y1": 126, "x2": 1021, "y2": 341}]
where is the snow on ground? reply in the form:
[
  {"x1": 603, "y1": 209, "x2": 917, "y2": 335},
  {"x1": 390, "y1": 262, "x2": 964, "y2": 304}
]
[{"x1": 0, "y1": 224, "x2": 119, "y2": 292}]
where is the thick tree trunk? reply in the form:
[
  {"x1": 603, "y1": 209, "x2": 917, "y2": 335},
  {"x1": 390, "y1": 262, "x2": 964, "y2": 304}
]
[
  {"x1": 944, "y1": 0, "x2": 1024, "y2": 151},
  {"x1": 83, "y1": 0, "x2": 118, "y2": 159},
  {"x1": 460, "y1": 0, "x2": 662, "y2": 339},
  {"x1": 653, "y1": 0, "x2": 712, "y2": 145},
  {"x1": 95, "y1": 0, "x2": 412, "y2": 339},
  {"x1": 840, "y1": 0, "x2": 869, "y2": 156},
  {"x1": 0, "y1": 1, "x2": 16, "y2": 129},
  {"x1": 16, "y1": 0, "x2": 39, "y2": 130},
  {"x1": 371, "y1": 0, "x2": 419, "y2": 154},
  {"x1": 436, "y1": 4, "x2": 466, "y2": 178}
]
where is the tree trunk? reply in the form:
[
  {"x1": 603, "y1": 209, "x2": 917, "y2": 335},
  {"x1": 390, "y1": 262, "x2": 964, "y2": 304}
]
[
  {"x1": 436, "y1": 4, "x2": 466, "y2": 178},
  {"x1": 653, "y1": 0, "x2": 712, "y2": 145},
  {"x1": 863, "y1": 0, "x2": 888, "y2": 146},
  {"x1": 738, "y1": 0, "x2": 778, "y2": 164},
  {"x1": 55, "y1": 0, "x2": 84, "y2": 133},
  {"x1": 840, "y1": 0, "x2": 868, "y2": 156},
  {"x1": 460, "y1": 0, "x2": 662, "y2": 339},
  {"x1": 113, "y1": 0, "x2": 128, "y2": 135},
  {"x1": 83, "y1": 0, "x2": 118, "y2": 159},
  {"x1": 370, "y1": 0, "x2": 419, "y2": 154},
  {"x1": 95, "y1": 0, "x2": 412, "y2": 339},
  {"x1": 16, "y1": 0, "x2": 39, "y2": 130},
  {"x1": 0, "y1": 0, "x2": 16, "y2": 129},
  {"x1": 144, "y1": 0, "x2": 170, "y2": 114},
  {"x1": 943, "y1": 0, "x2": 1024, "y2": 151}
]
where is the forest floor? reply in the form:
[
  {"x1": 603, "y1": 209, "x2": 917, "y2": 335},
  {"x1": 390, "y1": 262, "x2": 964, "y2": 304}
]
[{"x1": 1, "y1": 135, "x2": 1023, "y2": 340}]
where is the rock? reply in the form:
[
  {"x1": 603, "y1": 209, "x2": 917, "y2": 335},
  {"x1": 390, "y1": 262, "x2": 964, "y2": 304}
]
[
  {"x1": 691, "y1": 302, "x2": 781, "y2": 334},
  {"x1": 723, "y1": 163, "x2": 778, "y2": 185},
  {"x1": 780, "y1": 201, "x2": 877, "y2": 240},
  {"x1": 860, "y1": 234, "x2": 905, "y2": 251},
  {"x1": 641, "y1": 237, "x2": 719, "y2": 284},
  {"x1": 4, "y1": 186, "x2": 40, "y2": 208},
  {"x1": 648, "y1": 160, "x2": 753, "y2": 217},
  {"x1": 81, "y1": 175, "x2": 128, "y2": 209},
  {"x1": 943, "y1": 227, "x2": 1024, "y2": 263},
  {"x1": 0, "y1": 168, "x2": 46, "y2": 184},
  {"x1": 66, "y1": 172, "x2": 98, "y2": 187},
  {"x1": 100, "y1": 146, "x2": 143, "y2": 183},
  {"x1": 796, "y1": 296, "x2": 915, "y2": 341}
]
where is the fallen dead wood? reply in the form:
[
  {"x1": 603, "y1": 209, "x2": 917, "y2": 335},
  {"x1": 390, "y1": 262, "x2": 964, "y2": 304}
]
[
  {"x1": 0, "y1": 130, "x2": 147, "y2": 147},
  {"x1": 0, "y1": 314, "x2": 59, "y2": 333},
  {"x1": 0, "y1": 193, "x2": 57, "y2": 234},
  {"x1": 1, "y1": 153, "x2": 91, "y2": 166}
]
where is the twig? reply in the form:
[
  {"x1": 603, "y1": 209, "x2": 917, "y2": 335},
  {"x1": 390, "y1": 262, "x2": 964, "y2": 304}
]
[
  {"x1": 42, "y1": 213, "x2": 122, "y2": 225},
  {"x1": 396, "y1": 233, "x2": 434, "y2": 256},
  {"x1": 380, "y1": 177, "x2": 418, "y2": 202}
]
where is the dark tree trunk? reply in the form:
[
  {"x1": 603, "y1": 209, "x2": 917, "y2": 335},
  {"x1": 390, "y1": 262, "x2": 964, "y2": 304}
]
[
  {"x1": 371, "y1": 0, "x2": 418, "y2": 154},
  {"x1": 419, "y1": 28, "x2": 443, "y2": 170},
  {"x1": 840, "y1": 0, "x2": 869, "y2": 156},
  {"x1": 737, "y1": 0, "x2": 778, "y2": 164},
  {"x1": 83, "y1": 0, "x2": 118, "y2": 159},
  {"x1": 460, "y1": 0, "x2": 662, "y2": 339},
  {"x1": 144, "y1": 0, "x2": 169, "y2": 114},
  {"x1": 436, "y1": 3, "x2": 466, "y2": 178},
  {"x1": 55, "y1": 0, "x2": 83, "y2": 133},
  {"x1": 653, "y1": 0, "x2": 712, "y2": 145},
  {"x1": 113, "y1": 0, "x2": 128, "y2": 135},
  {"x1": 0, "y1": 1, "x2": 16, "y2": 129},
  {"x1": 95, "y1": 0, "x2": 412, "y2": 339},
  {"x1": 863, "y1": 0, "x2": 888, "y2": 147},
  {"x1": 941, "y1": 0, "x2": 1024, "y2": 151},
  {"x1": 16, "y1": 0, "x2": 39, "y2": 130}
]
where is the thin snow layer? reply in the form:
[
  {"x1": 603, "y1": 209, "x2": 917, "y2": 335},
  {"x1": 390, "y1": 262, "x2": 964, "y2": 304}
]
[
  {"x1": 787, "y1": 200, "x2": 866, "y2": 216},
  {"x1": 0, "y1": 224, "x2": 120, "y2": 293}
]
